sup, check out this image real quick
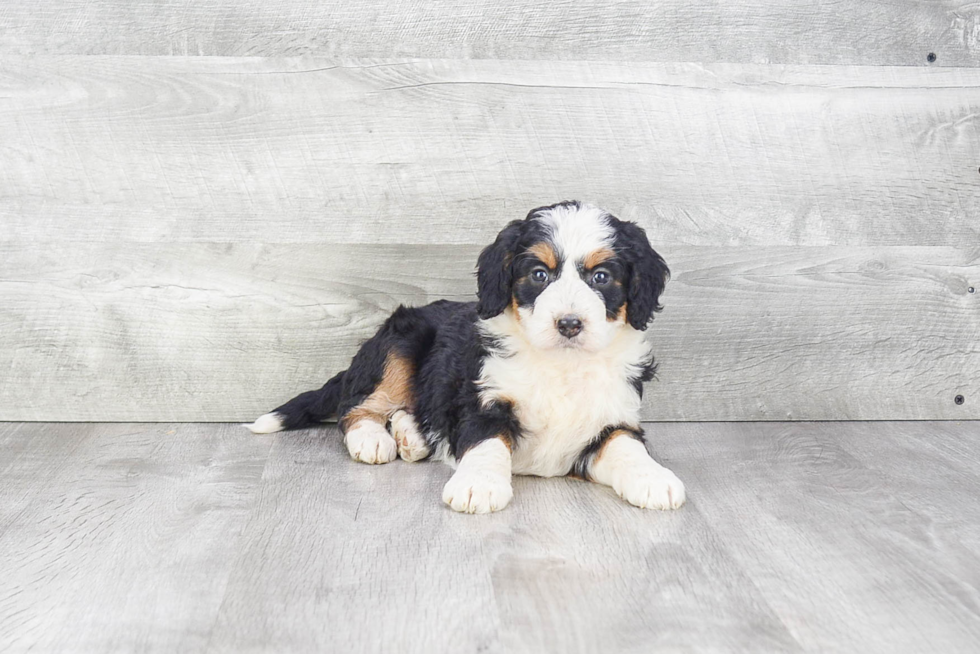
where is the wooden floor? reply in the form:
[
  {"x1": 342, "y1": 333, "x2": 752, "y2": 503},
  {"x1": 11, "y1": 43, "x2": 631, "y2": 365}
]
[{"x1": 1, "y1": 421, "x2": 979, "y2": 653}]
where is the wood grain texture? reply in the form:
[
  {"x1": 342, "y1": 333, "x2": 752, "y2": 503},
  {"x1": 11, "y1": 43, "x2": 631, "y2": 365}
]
[
  {"x1": 1, "y1": 242, "x2": 976, "y2": 421},
  {"x1": 656, "y1": 421, "x2": 980, "y2": 653},
  {"x1": 0, "y1": 242, "x2": 473, "y2": 422},
  {"x1": 3, "y1": 57, "x2": 980, "y2": 246},
  {"x1": 208, "y1": 425, "x2": 799, "y2": 654},
  {"x1": 0, "y1": 422, "x2": 96, "y2": 533},
  {"x1": 1, "y1": 1, "x2": 979, "y2": 66},
  {"x1": 2, "y1": 421, "x2": 980, "y2": 652},
  {"x1": 0, "y1": 423, "x2": 272, "y2": 653},
  {"x1": 207, "y1": 427, "x2": 508, "y2": 653}
]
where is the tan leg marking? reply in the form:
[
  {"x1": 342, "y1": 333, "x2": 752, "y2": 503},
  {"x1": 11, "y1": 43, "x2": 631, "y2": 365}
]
[
  {"x1": 340, "y1": 352, "x2": 415, "y2": 465},
  {"x1": 340, "y1": 352, "x2": 415, "y2": 432}
]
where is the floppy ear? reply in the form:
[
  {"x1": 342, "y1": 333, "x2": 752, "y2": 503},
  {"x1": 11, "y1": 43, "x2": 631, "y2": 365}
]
[
  {"x1": 476, "y1": 220, "x2": 524, "y2": 319},
  {"x1": 619, "y1": 222, "x2": 670, "y2": 330}
]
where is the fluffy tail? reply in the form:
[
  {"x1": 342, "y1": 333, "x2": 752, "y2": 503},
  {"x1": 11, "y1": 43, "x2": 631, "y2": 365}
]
[{"x1": 245, "y1": 370, "x2": 346, "y2": 434}]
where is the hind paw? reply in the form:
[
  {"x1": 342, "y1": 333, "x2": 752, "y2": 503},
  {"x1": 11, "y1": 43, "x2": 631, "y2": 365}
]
[
  {"x1": 344, "y1": 421, "x2": 398, "y2": 464},
  {"x1": 389, "y1": 410, "x2": 430, "y2": 462}
]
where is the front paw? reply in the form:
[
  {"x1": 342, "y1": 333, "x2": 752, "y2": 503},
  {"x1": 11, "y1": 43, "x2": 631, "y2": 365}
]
[
  {"x1": 613, "y1": 466, "x2": 686, "y2": 510},
  {"x1": 442, "y1": 469, "x2": 513, "y2": 514}
]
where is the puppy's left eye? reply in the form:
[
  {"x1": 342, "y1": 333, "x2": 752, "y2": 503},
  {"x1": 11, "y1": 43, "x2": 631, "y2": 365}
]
[{"x1": 592, "y1": 270, "x2": 610, "y2": 285}]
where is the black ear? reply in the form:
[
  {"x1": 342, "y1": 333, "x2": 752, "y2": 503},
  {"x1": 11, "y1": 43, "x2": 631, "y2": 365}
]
[
  {"x1": 476, "y1": 220, "x2": 524, "y2": 319},
  {"x1": 618, "y1": 221, "x2": 670, "y2": 330}
]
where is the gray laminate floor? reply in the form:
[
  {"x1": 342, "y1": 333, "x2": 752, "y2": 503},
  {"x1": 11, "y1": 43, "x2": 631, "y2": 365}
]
[{"x1": 1, "y1": 421, "x2": 979, "y2": 653}]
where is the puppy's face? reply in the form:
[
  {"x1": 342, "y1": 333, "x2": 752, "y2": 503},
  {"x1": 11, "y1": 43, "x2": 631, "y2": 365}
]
[{"x1": 477, "y1": 201, "x2": 669, "y2": 352}]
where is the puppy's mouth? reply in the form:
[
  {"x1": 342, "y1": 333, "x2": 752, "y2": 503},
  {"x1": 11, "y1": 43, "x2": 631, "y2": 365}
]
[{"x1": 555, "y1": 337, "x2": 584, "y2": 349}]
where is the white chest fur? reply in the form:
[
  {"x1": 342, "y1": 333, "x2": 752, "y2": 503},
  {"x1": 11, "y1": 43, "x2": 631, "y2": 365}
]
[{"x1": 477, "y1": 318, "x2": 650, "y2": 477}]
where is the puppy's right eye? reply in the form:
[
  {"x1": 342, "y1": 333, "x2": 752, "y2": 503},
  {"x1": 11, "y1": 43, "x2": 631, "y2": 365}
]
[{"x1": 531, "y1": 268, "x2": 549, "y2": 283}]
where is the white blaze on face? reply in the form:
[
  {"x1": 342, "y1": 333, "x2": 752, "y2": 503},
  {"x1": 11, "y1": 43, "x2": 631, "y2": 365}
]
[{"x1": 516, "y1": 204, "x2": 622, "y2": 352}]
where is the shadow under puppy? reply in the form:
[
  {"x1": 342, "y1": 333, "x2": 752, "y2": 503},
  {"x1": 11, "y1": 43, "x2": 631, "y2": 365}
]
[{"x1": 247, "y1": 201, "x2": 685, "y2": 514}]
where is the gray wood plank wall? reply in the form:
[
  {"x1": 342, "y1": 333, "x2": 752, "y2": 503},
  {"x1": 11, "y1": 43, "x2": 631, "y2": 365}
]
[
  {"x1": 1, "y1": 5, "x2": 978, "y2": 421},
  {"x1": 2, "y1": 1, "x2": 980, "y2": 66}
]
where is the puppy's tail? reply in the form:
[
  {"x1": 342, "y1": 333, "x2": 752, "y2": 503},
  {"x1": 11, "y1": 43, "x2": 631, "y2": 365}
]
[{"x1": 245, "y1": 370, "x2": 346, "y2": 434}]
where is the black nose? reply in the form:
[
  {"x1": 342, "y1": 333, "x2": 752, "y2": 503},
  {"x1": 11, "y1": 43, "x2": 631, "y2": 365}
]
[{"x1": 557, "y1": 315, "x2": 583, "y2": 338}]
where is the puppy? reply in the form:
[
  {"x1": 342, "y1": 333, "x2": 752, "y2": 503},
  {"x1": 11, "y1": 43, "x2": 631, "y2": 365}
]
[{"x1": 247, "y1": 201, "x2": 685, "y2": 514}]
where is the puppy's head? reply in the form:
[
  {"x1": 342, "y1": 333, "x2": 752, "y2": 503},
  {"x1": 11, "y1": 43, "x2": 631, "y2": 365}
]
[{"x1": 476, "y1": 201, "x2": 669, "y2": 351}]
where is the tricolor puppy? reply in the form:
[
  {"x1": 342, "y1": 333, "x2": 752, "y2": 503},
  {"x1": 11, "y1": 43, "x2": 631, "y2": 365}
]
[{"x1": 247, "y1": 201, "x2": 685, "y2": 514}]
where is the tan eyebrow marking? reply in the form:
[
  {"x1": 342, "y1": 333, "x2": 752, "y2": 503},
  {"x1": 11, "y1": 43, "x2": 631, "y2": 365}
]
[
  {"x1": 583, "y1": 247, "x2": 615, "y2": 270},
  {"x1": 527, "y1": 242, "x2": 558, "y2": 269}
]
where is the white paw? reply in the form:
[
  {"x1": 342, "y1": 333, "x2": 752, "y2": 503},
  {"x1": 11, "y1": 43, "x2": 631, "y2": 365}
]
[
  {"x1": 442, "y1": 468, "x2": 513, "y2": 514},
  {"x1": 245, "y1": 412, "x2": 284, "y2": 434},
  {"x1": 344, "y1": 421, "x2": 398, "y2": 464},
  {"x1": 613, "y1": 465, "x2": 686, "y2": 510},
  {"x1": 389, "y1": 410, "x2": 430, "y2": 462}
]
